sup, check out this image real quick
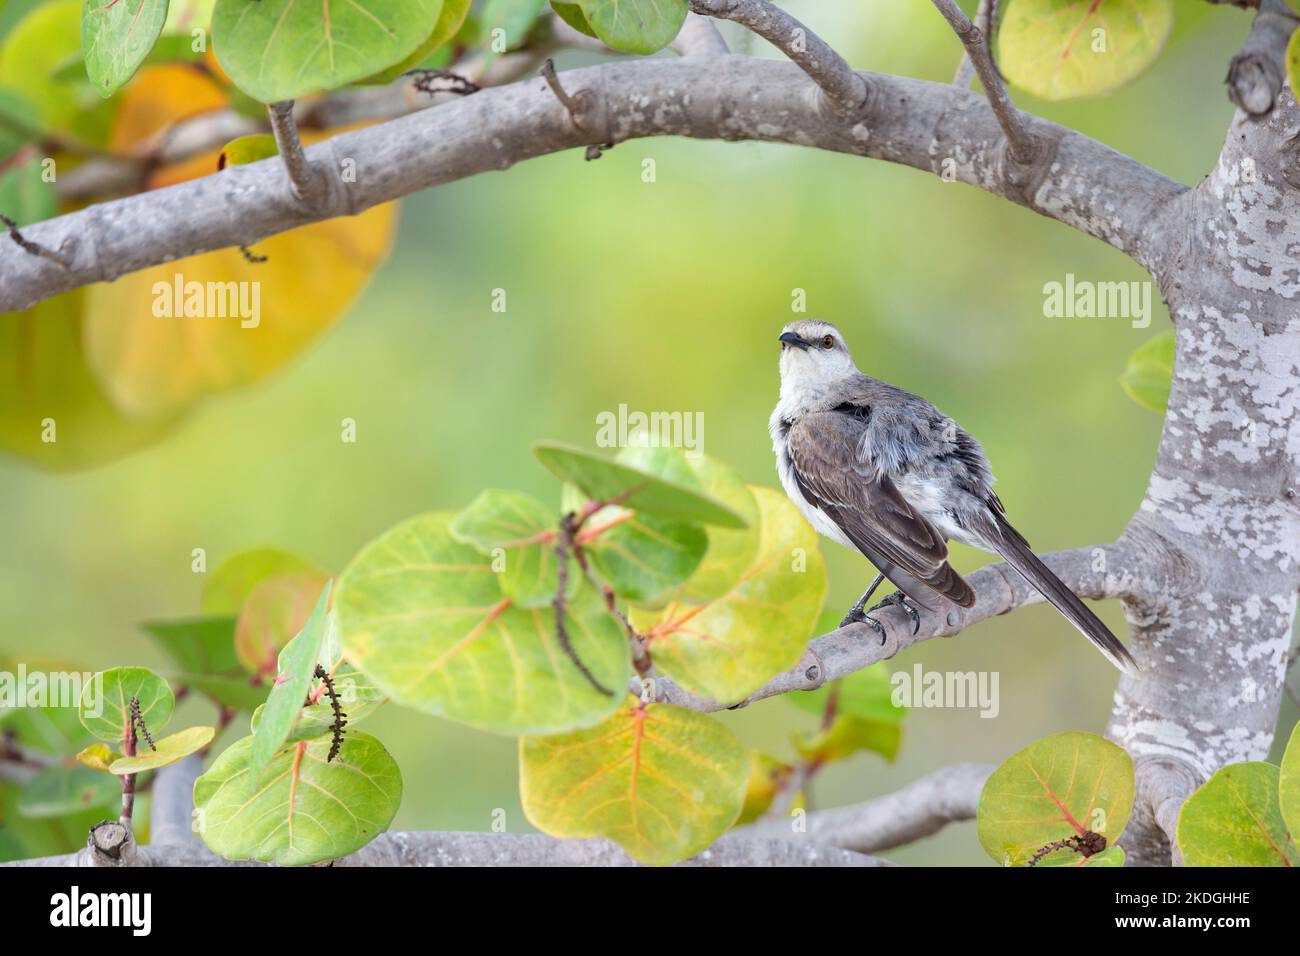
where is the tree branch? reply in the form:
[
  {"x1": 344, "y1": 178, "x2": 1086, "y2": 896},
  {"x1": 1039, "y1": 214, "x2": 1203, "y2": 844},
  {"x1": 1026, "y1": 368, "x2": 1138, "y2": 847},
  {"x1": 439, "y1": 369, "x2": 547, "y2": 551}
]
[
  {"x1": 735, "y1": 763, "x2": 992, "y2": 853},
  {"x1": 1225, "y1": 0, "x2": 1300, "y2": 116},
  {"x1": 4, "y1": 830, "x2": 890, "y2": 867},
  {"x1": 671, "y1": 11, "x2": 730, "y2": 57},
  {"x1": 687, "y1": 0, "x2": 868, "y2": 111},
  {"x1": 0, "y1": 58, "x2": 1183, "y2": 313},
  {"x1": 648, "y1": 543, "x2": 1140, "y2": 711},
  {"x1": 931, "y1": 0, "x2": 1036, "y2": 164},
  {"x1": 952, "y1": 0, "x2": 996, "y2": 88}
]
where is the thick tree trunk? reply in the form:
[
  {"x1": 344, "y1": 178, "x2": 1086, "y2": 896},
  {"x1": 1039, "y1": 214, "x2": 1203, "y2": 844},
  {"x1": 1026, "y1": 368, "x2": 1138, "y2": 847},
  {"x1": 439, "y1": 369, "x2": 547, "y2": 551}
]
[{"x1": 1108, "y1": 90, "x2": 1300, "y2": 865}]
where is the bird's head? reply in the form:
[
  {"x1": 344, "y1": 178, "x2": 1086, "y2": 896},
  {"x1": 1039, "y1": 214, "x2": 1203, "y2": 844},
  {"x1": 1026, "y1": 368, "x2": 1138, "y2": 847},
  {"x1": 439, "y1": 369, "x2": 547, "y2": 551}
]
[{"x1": 777, "y1": 320, "x2": 858, "y2": 396}]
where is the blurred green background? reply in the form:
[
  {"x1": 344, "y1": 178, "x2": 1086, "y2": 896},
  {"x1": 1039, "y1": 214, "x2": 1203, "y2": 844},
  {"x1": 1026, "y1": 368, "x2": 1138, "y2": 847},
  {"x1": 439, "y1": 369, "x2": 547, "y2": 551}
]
[{"x1": 1, "y1": 1, "x2": 1295, "y2": 865}]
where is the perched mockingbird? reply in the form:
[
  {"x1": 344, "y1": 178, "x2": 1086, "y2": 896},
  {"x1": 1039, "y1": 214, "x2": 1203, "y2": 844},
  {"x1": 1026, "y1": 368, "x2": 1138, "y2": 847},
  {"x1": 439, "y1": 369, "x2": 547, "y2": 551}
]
[{"x1": 769, "y1": 319, "x2": 1137, "y2": 674}]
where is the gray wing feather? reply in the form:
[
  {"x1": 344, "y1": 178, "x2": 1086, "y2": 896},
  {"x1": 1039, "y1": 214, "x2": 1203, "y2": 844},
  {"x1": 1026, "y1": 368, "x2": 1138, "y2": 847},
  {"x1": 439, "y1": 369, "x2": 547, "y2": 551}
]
[{"x1": 787, "y1": 411, "x2": 975, "y2": 610}]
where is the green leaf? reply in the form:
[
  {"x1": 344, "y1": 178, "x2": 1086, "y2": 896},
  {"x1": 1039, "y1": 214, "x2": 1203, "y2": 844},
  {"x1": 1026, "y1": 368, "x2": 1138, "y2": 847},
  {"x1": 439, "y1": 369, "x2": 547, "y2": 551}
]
[
  {"x1": 577, "y1": 0, "x2": 685, "y2": 55},
  {"x1": 141, "y1": 615, "x2": 239, "y2": 674},
  {"x1": 363, "y1": 0, "x2": 471, "y2": 83},
  {"x1": 217, "y1": 132, "x2": 277, "y2": 168},
  {"x1": 211, "y1": 0, "x2": 444, "y2": 102},
  {"x1": 337, "y1": 512, "x2": 629, "y2": 734},
  {"x1": 16, "y1": 765, "x2": 119, "y2": 817},
  {"x1": 201, "y1": 547, "x2": 321, "y2": 615},
  {"x1": 998, "y1": 0, "x2": 1174, "y2": 101},
  {"x1": 481, "y1": 0, "x2": 545, "y2": 51},
  {"x1": 793, "y1": 714, "x2": 901, "y2": 764},
  {"x1": 1177, "y1": 762, "x2": 1300, "y2": 866},
  {"x1": 584, "y1": 506, "x2": 706, "y2": 605},
  {"x1": 0, "y1": 155, "x2": 57, "y2": 226},
  {"x1": 249, "y1": 581, "x2": 332, "y2": 782},
  {"x1": 81, "y1": 0, "x2": 170, "y2": 97},
  {"x1": 977, "y1": 731, "x2": 1134, "y2": 866},
  {"x1": 666, "y1": 454, "x2": 760, "y2": 604},
  {"x1": 734, "y1": 751, "x2": 793, "y2": 826},
  {"x1": 79, "y1": 667, "x2": 174, "y2": 744},
  {"x1": 631, "y1": 486, "x2": 826, "y2": 704},
  {"x1": 234, "y1": 570, "x2": 332, "y2": 674},
  {"x1": 193, "y1": 731, "x2": 401, "y2": 865},
  {"x1": 1279, "y1": 721, "x2": 1300, "y2": 846},
  {"x1": 1120, "y1": 331, "x2": 1174, "y2": 413},
  {"x1": 533, "y1": 442, "x2": 748, "y2": 529},
  {"x1": 171, "y1": 672, "x2": 269, "y2": 711},
  {"x1": 520, "y1": 700, "x2": 747, "y2": 865},
  {"x1": 0, "y1": 88, "x2": 39, "y2": 162},
  {"x1": 552, "y1": 1, "x2": 597, "y2": 38},
  {"x1": 76, "y1": 742, "x2": 122, "y2": 771},
  {"x1": 448, "y1": 489, "x2": 576, "y2": 609},
  {"x1": 109, "y1": 725, "x2": 215, "y2": 774}
]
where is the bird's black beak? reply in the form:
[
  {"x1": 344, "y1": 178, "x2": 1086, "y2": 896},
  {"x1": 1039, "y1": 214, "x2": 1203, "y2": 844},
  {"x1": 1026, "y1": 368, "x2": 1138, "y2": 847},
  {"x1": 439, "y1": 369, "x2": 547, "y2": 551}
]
[{"x1": 779, "y1": 332, "x2": 810, "y2": 350}]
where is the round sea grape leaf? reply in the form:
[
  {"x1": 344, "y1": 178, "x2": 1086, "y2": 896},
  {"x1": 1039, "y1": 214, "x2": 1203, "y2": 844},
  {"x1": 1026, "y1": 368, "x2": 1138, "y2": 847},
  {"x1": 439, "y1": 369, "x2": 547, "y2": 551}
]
[
  {"x1": 79, "y1": 667, "x2": 174, "y2": 744},
  {"x1": 337, "y1": 512, "x2": 629, "y2": 735},
  {"x1": 1177, "y1": 761, "x2": 1300, "y2": 866},
  {"x1": 448, "y1": 488, "x2": 578, "y2": 609},
  {"x1": 532, "y1": 442, "x2": 748, "y2": 529},
  {"x1": 552, "y1": 1, "x2": 597, "y2": 38},
  {"x1": 193, "y1": 731, "x2": 401, "y2": 865},
  {"x1": 1279, "y1": 721, "x2": 1300, "y2": 845},
  {"x1": 1120, "y1": 331, "x2": 1174, "y2": 413},
  {"x1": 81, "y1": 0, "x2": 170, "y2": 97},
  {"x1": 978, "y1": 731, "x2": 1134, "y2": 866},
  {"x1": 201, "y1": 547, "x2": 322, "y2": 615},
  {"x1": 666, "y1": 454, "x2": 760, "y2": 604},
  {"x1": 109, "y1": 725, "x2": 215, "y2": 775},
  {"x1": 630, "y1": 486, "x2": 827, "y2": 704},
  {"x1": 363, "y1": 0, "x2": 471, "y2": 83},
  {"x1": 211, "y1": 0, "x2": 444, "y2": 102},
  {"x1": 140, "y1": 615, "x2": 239, "y2": 674},
  {"x1": 520, "y1": 699, "x2": 748, "y2": 865},
  {"x1": 576, "y1": 0, "x2": 685, "y2": 55},
  {"x1": 16, "y1": 765, "x2": 120, "y2": 818},
  {"x1": 997, "y1": 0, "x2": 1174, "y2": 102},
  {"x1": 585, "y1": 507, "x2": 707, "y2": 606},
  {"x1": 249, "y1": 581, "x2": 332, "y2": 781},
  {"x1": 234, "y1": 571, "x2": 332, "y2": 675}
]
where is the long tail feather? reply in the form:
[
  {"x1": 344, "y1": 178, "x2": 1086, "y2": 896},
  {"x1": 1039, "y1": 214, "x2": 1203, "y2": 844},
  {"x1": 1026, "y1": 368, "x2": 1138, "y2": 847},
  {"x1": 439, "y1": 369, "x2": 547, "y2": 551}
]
[{"x1": 986, "y1": 516, "x2": 1139, "y2": 675}]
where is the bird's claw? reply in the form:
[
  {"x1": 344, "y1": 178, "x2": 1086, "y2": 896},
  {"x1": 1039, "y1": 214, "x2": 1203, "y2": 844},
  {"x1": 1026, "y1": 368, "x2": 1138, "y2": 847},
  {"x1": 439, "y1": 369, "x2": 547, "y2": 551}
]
[
  {"x1": 869, "y1": 592, "x2": 921, "y2": 636},
  {"x1": 840, "y1": 605, "x2": 887, "y2": 645}
]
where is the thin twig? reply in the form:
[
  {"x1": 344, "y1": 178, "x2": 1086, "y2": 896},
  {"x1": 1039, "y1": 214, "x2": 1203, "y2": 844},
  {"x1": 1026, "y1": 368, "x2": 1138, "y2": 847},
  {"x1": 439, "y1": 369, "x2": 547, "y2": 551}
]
[
  {"x1": 539, "y1": 58, "x2": 587, "y2": 127},
  {"x1": 0, "y1": 213, "x2": 71, "y2": 268},
  {"x1": 120, "y1": 698, "x2": 139, "y2": 831},
  {"x1": 689, "y1": 0, "x2": 867, "y2": 112},
  {"x1": 553, "y1": 511, "x2": 614, "y2": 696},
  {"x1": 930, "y1": 0, "x2": 1036, "y2": 164},
  {"x1": 266, "y1": 100, "x2": 326, "y2": 205},
  {"x1": 953, "y1": 0, "x2": 996, "y2": 87}
]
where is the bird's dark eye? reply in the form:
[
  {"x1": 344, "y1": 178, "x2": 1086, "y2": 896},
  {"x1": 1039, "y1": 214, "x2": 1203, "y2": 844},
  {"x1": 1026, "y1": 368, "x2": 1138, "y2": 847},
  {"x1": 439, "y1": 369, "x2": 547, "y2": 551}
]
[{"x1": 821, "y1": 335, "x2": 834, "y2": 350}]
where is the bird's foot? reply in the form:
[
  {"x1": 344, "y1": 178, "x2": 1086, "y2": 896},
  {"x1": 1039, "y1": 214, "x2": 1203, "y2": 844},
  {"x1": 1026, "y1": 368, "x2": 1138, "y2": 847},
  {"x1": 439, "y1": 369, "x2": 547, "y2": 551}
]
[
  {"x1": 869, "y1": 592, "x2": 921, "y2": 636},
  {"x1": 840, "y1": 604, "x2": 887, "y2": 645}
]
